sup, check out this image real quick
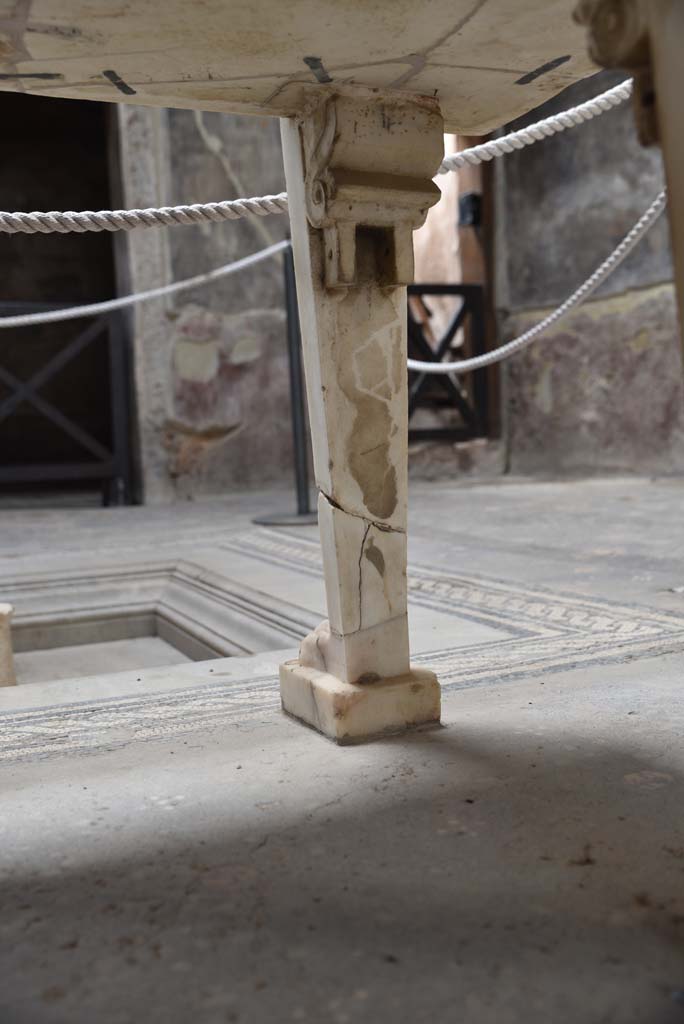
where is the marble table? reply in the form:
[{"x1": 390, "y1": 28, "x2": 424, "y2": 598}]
[{"x1": 0, "y1": 0, "x2": 681, "y2": 740}]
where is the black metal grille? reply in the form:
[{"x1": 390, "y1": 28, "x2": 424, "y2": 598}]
[
  {"x1": 0, "y1": 305, "x2": 132, "y2": 504},
  {"x1": 407, "y1": 283, "x2": 489, "y2": 442}
]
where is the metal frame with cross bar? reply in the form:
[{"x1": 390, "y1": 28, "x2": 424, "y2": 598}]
[
  {"x1": 407, "y1": 283, "x2": 490, "y2": 443},
  {"x1": 0, "y1": 305, "x2": 131, "y2": 504}
]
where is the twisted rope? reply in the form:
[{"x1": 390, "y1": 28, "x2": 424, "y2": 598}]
[
  {"x1": 0, "y1": 239, "x2": 289, "y2": 327},
  {"x1": 0, "y1": 192, "x2": 289, "y2": 235},
  {"x1": 407, "y1": 189, "x2": 667, "y2": 375},
  {"x1": 0, "y1": 188, "x2": 665, "y2": 350},
  {"x1": 0, "y1": 80, "x2": 632, "y2": 235},
  {"x1": 438, "y1": 78, "x2": 633, "y2": 174}
]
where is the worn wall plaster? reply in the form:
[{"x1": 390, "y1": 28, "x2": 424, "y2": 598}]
[
  {"x1": 497, "y1": 70, "x2": 678, "y2": 477},
  {"x1": 117, "y1": 105, "x2": 293, "y2": 500}
]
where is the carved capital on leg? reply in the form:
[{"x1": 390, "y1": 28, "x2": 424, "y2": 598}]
[{"x1": 298, "y1": 87, "x2": 442, "y2": 287}]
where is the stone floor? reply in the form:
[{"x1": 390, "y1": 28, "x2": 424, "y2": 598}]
[{"x1": 2, "y1": 477, "x2": 684, "y2": 1023}]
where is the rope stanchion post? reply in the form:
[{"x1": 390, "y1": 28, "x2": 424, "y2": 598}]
[{"x1": 253, "y1": 240, "x2": 317, "y2": 527}]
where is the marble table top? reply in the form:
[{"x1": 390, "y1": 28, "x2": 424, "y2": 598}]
[{"x1": 0, "y1": 1, "x2": 597, "y2": 132}]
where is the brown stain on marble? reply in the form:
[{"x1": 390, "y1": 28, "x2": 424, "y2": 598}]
[
  {"x1": 364, "y1": 536, "x2": 385, "y2": 577},
  {"x1": 0, "y1": 37, "x2": 16, "y2": 60},
  {"x1": 347, "y1": 396, "x2": 396, "y2": 520},
  {"x1": 336, "y1": 287, "x2": 401, "y2": 521}
]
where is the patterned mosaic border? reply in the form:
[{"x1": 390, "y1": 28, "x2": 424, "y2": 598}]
[
  {"x1": 3, "y1": 526, "x2": 684, "y2": 764},
  {"x1": 221, "y1": 528, "x2": 684, "y2": 687}
]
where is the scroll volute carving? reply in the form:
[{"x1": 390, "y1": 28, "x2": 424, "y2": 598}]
[
  {"x1": 301, "y1": 95, "x2": 337, "y2": 228},
  {"x1": 574, "y1": 0, "x2": 657, "y2": 144}
]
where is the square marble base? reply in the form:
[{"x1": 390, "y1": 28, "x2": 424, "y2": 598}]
[{"x1": 279, "y1": 660, "x2": 441, "y2": 744}]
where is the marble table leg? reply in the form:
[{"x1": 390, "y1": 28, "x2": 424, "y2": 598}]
[
  {"x1": 278, "y1": 87, "x2": 444, "y2": 742},
  {"x1": 0, "y1": 603, "x2": 16, "y2": 687}
]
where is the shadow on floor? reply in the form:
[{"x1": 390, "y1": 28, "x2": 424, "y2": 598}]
[{"x1": 2, "y1": 722, "x2": 684, "y2": 1024}]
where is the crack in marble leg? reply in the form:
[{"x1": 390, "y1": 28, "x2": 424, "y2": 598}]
[
  {"x1": 357, "y1": 522, "x2": 371, "y2": 633},
  {"x1": 319, "y1": 489, "x2": 405, "y2": 534}
]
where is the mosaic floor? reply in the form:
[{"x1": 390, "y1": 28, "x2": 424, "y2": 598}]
[{"x1": 2, "y1": 478, "x2": 684, "y2": 1023}]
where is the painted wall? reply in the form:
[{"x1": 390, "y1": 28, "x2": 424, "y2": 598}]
[
  {"x1": 118, "y1": 105, "x2": 291, "y2": 503},
  {"x1": 118, "y1": 67, "x2": 683, "y2": 503},
  {"x1": 496, "y1": 70, "x2": 683, "y2": 476}
]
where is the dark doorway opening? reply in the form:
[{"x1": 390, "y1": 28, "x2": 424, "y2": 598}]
[{"x1": 0, "y1": 93, "x2": 132, "y2": 505}]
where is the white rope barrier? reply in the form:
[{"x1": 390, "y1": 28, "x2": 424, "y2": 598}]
[
  {"x1": 0, "y1": 239, "x2": 289, "y2": 328},
  {"x1": 0, "y1": 79, "x2": 632, "y2": 235},
  {"x1": 0, "y1": 74, "x2": 658, "y2": 377},
  {"x1": 0, "y1": 193, "x2": 289, "y2": 236},
  {"x1": 438, "y1": 78, "x2": 632, "y2": 174},
  {"x1": 407, "y1": 189, "x2": 667, "y2": 376},
  {"x1": 0, "y1": 188, "x2": 665, "y2": 357}
]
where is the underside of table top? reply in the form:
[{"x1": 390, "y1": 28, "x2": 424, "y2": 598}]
[{"x1": 0, "y1": 0, "x2": 597, "y2": 132}]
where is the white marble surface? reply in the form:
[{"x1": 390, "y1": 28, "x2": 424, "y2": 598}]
[
  {"x1": 280, "y1": 660, "x2": 440, "y2": 742},
  {"x1": 280, "y1": 93, "x2": 443, "y2": 693},
  {"x1": 14, "y1": 637, "x2": 190, "y2": 686},
  {"x1": 0, "y1": 602, "x2": 16, "y2": 687},
  {"x1": 0, "y1": 4, "x2": 597, "y2": 134}
]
